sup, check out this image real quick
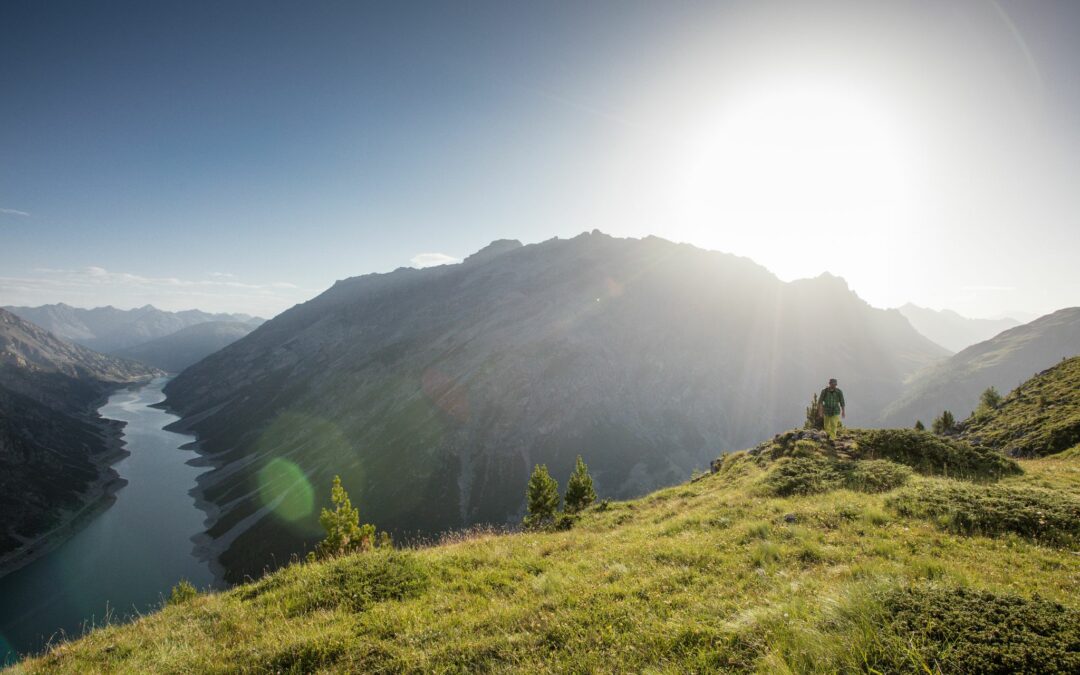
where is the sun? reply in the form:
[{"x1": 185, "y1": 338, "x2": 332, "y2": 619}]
[{"x1": 672, "y1": 79, "x2": 921, "y2": 288}]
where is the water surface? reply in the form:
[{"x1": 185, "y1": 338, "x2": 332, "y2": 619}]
[{"x1": 0, "y1": 378, "x2": 214, "y2": 665}]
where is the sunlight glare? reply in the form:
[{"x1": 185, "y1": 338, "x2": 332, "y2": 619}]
[{"x1": 673, "y1": 80, "x2": 921, "y2": 291}]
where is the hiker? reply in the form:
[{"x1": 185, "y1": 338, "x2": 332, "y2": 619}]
[{"x1": 818, "y1": 378, "x2": 846, "y2": 440}]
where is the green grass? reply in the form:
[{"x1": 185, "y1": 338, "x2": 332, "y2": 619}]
[
  {"x1": 887, "y1": 479, "x2": 1080, "y2": 547},
  {"x1": 10, "y1": 429, "x2": 1079, "y2": 673},
  {"x1": 962, "y1": 355, "x2": 1080, "y2": 457}
]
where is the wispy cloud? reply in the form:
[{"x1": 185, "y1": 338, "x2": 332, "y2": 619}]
[
  {"x1": 0, "y1": 208, "x2": 30, "y2": 217},
  {"x1": 410, "y1": 252, "x2": 461, "y2": 268},
  {"x1": 208, "y1": 271, "x2": 237, "y2": 279},
  {"x1": 0, "y1": 266, "x2": 308, "y2": 317}
]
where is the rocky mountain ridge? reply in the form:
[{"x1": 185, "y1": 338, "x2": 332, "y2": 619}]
[{"x1": 162, "y1": 232, "x2": 948, "y2": 581}]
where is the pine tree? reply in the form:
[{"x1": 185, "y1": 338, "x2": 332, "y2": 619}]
[
  {"x1": 564, "y1": 455, "x2": 597, "y2": 514},
  {"x1": 317, "y1": 475, "x2": 375, "y2": 558},
  {"x1": 979, "y1": 386, "x2": 1002, "y2": 411},
  {"x1": 914, "y1": 420, "x2": 925, "y2": 432},
  {"x1": 524, "y1": 464, "x2": 560, "y2": 530},
  {"x1": 804, "y1": 392, "x2": 823, "y2": 430},
  {"x1": 931, "y1": 410, "x2": 956, "y2": 435}
]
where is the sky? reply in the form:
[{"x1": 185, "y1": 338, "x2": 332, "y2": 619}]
[{"x1": 1, "y1": 0, "x2": 1078, "y2": 319}]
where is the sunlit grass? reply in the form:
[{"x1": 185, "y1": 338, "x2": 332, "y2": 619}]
[{"x1": 10, "y1": 436, "x2": 1078, "y2": 673}]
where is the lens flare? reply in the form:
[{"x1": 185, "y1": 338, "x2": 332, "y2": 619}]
[{"x1": 257, "y1": 458, "x2": 315, "y2": 522}]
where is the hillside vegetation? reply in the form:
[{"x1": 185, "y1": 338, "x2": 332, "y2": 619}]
[
  {"x1": 961, "y1": 355, "x2": 1080, "y2": 458},
  {"x1": 880, "y1": 307, "x2": 1080, "y2": 428},
  {"x1": 12, "y1": 420, "x2": 1079, "y2": 673}
]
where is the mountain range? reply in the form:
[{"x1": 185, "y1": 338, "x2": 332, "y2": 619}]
[
  {"x1": 896, "y1": 303, "x2": 1020, "y2": 353},
  {"x1": 880, "y1": 307, "x2": 1080, "y2": 427},
  {"x1": 0, "y1": 308, "x2": 158, "y2": 573},
  {"x1": 114, "y1": 320, "x2": 262, "y2": 373},
  {"x1": 162, "y1": 232, "x2": 949, "y2": 581},
  {"x1": 3, "y1": 303, "x2": 263, "y2": 355}
]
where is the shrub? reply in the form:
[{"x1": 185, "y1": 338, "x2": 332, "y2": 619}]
[
  {"x1": 862, "y1": 586, "x2": 1080, "y2": 674},
  {"x1": 851, "y1": 428, "x2": 1020, "y2": 481},
  {"x1": 913, "y1": 419, "x2": 925, "y2": 431},
  {"x1": 563, "y1": 455, "x2": 596, "y2": 513},
  {"x1": 168, "y1": 579, "x2": 197, "y2": 605},
  {"x1": 287, "y1": 550, "x2": 428, "y2": 615},
  {"x1": 840, "y1": 459, "x2": 912, "y2": 494},
  {"x1": 887, "y1": 479, "x2": 1080, "y2": 547},
  {"x1": 762, "y1": 456, "x2": 842, "y2": 497},
  {"x1": 524, "y1": 464, "x2": 560, "y2": 530}
]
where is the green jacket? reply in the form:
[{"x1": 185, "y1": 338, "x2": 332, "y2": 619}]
[{"x1": 820, "y1": 387, "x2": 845, "y2": 416}]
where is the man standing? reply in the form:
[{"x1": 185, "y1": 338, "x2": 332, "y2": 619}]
[{"x1": 818, "y1": 378, "x2": 846, "y2": 440}]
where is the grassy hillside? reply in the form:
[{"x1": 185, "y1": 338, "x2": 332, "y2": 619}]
[
  {"x1": 10, "y1": 426, "x2": 1079, "y2": 673},
  {"x1": 961, "y1": 355, "x2": 1080, "y2": 458},
  {"x1": 880, "y1": 307, "x2": 1080, "y2": 428}
]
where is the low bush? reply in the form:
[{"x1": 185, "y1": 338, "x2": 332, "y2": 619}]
[
  {"x1": 762, "y1": 456, "x2": 841, "y2": 497},
  {"x1": 763, "y1": 456, "x2": 911, "y2": 497},
  {"x1": 284, "y1": 550, "x2": 429, "y2": 615},
  {"x1": 887, "y1": 480, "x2": 1080, "y2": 547},
  {"x1": 862, "y1": 586, "x2": 1080, "y2": 674},
  {"x1": 841, "y1": 459, "x2": 912, "y2": 494},
  {"x1": 167, "y1": 579, "x2": 198, "y2": 605},
  {"x1": 851, "y1": 428, "x2": 1020, "y2": 480}
]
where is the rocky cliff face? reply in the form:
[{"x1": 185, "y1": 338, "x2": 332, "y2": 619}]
[
  {"x1": 0, "y1": 309, "x2": 159, "y2": 571},
  {"x1": 880, "y1": 307, "x2": 1080, "y2": 428},
  {"x1": 163, "y1": 233, "x2": 948, "y2": 581}
]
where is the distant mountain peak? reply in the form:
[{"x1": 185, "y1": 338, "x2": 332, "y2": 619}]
[{"x1": 463, "y1": 239, "x2": 523, "y2": 265}]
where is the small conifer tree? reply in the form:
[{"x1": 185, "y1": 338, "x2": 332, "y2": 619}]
[
  {"x1": 317, "y1": 475, "x2": 375, "y2": 558},
  {"x1": 979, "y1": 386, "x2": 1003, "y2": 412},
  {"x1": 914, "y1": 420, "x2": 925, "y2": 432},
  {"x1": 564, "y1": 455, "x2": 597, "y2": 513},
  {"x1": 804, "y1": 392, "x2": 823, "y2": 430},
  {"x1": 168, "y1": 579, "x2": 197, "y2": 605},
  {"x1": 524, "y1": 464, "x2": 560, "y2": 530},
  {"x1": 931, "y1": 410, "x2": 956, "y2": 435}
]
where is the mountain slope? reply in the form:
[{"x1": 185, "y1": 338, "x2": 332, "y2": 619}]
[
  {"x1": 880, "y1": 307, "x2": 1080, "y2": 427},
  {"x1": 162, "y1": 232, "x2": 947, "y2": 582},
  {"x1": 961, "y1": 355, "x2": 1080, "y2": 457},
  {"x1": 897, "y1": 303, "x2": 1020, "y2": 352},
  {"x1": 3, "y1": 303, "x2": 262, "y2": 354},
  {"x1": 14, "y1": 418, "x2": 1079, "y2": 672},
  {"x1": 115, "y1": 320, "x2": 259, "y2": 372},
  {"x1": 0, "y1": 309, "x2": 158, "y2": 574}
]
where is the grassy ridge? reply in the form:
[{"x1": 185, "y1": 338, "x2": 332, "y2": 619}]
[
  {"x1": 962, "y1": 355, "x2": 1080, "y2": 457},
  {"x1": 10, "y1": 428, "x2": 1079, "y2": 673}
]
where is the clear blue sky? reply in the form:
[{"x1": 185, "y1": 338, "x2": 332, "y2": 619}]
[{"x1": 2, "y1": 1, "x2": 1078, "y2": 318}]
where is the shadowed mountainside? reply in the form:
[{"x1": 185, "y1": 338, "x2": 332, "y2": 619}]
[
  {"x1": 115, "y1": 320, "x2": 259, "y2": 373},
  {"x1": 0, "y1": 309, "x2": 159, "y2": 573},
  {"x1": 162, "y1": 232, "x2": 947, "y2": 582}
]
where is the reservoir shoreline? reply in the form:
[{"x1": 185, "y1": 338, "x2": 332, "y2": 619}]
[
  {"x1": 0, "y1": 387, "x2": 135, "y2": 580},
  {"x1": 0, "y1": 378, "x2": 217, "y2": 665}
]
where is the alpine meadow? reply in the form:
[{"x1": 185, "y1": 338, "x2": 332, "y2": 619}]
[{"x1": 1, "y1": 1, "x2": 1078, "y2": 672}]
